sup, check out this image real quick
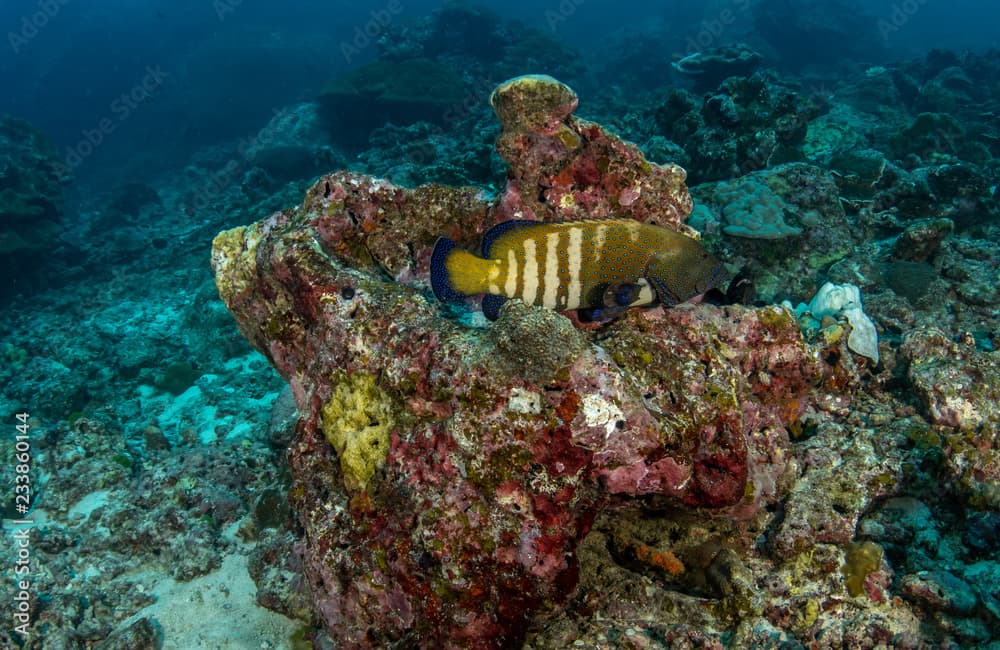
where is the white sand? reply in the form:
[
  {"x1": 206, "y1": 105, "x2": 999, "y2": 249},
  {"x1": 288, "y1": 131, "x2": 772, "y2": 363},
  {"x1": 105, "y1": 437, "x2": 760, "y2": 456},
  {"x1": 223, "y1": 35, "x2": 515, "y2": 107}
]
[{"x1": 115, "y1": 553, "x2": 301, "y2": 649}]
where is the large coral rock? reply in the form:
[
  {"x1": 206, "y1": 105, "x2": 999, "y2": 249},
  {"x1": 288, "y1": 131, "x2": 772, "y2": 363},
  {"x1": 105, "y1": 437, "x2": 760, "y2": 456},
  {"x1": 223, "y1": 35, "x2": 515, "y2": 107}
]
[
  {"x1": 489, "y1": 75, "x2": 694, "y2": 233},
  {"x1": 212, "y1": 76, "x2": 828, "y2": 647}
]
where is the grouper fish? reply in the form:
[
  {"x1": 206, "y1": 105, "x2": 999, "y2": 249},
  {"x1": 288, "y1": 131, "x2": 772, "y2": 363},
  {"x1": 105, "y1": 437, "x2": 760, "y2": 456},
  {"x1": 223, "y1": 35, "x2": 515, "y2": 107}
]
[{"x1": 430, "y1": 218, "x2": 727, "y2": 321}]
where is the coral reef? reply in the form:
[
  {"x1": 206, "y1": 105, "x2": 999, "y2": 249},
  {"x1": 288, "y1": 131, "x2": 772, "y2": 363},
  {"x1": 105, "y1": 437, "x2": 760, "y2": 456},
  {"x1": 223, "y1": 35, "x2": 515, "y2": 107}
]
[
  {"x1": 792, "y1": 282, "x2": 880, "y2": 364},
  {"x1": 204, "y1": 54, "x2": 1000, "y2": 643},
  {"x1": 243, "y1": 102, "x2": 344, "y2": 188},
  {"x1": 211, "y1": 75, "x2": 845, "y2": 647},
  {"x1": 753, "y1": 0, "x2": 886, "y2": 69},
  {"x1": 901, "y1": 328, "x2": 1000, "y2": 433},
  {"x1": 672, "y1": 43, "x2": 763, "y2": 91},
  {"x1": 709, "y1": 175, "x2": 802, "y2": 240},
  {"x1": 358, "y1": 118, "x2": 502, "y2": 189},
  {"x1": 318, "y1": 2, "x2": 582, "y2": 161},
  {"x1": 655, "y1": 73, "x2": 826, "y2": 184},
  {"x1": 692, "y1": 163, "x2": 852, "y2": 303},
  {"x1": 6, "y1": 12, "x2": 1000, "y2": 648},
  {"x1": 490, "y1": 75, "x2": 693, "y2": 231},
  {"x1": 0, "y1": 415, "x2": 299, "y2": 647},
  {"x1": 320, "y1": 371, "x2": 396, "y2": 490}
]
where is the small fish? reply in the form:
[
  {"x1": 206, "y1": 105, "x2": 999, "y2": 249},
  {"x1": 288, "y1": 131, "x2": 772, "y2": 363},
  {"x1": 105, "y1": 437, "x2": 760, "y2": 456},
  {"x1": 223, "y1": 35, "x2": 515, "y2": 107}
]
[{"x1": 430, "y1": 218, "x2": 727, "y2": 321}]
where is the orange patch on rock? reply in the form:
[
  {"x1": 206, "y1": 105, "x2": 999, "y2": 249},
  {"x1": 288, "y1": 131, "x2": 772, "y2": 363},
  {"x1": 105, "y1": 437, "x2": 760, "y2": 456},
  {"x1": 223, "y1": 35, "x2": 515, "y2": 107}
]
[{"x1": 634, "y1": 543, "x2": 685, "y2": 576}]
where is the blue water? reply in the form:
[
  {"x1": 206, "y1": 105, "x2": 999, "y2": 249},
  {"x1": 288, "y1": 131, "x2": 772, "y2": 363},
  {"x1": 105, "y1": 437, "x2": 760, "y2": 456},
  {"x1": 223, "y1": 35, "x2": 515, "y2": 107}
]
[{"x1": 3, "y1": 0, "x2": 997, "y2": 185}]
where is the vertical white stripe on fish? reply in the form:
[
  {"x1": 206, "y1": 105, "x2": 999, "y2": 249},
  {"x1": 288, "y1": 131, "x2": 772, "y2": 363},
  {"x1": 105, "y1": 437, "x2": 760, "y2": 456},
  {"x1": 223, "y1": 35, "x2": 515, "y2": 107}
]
[
  {"x1": 543, "y1": 232, "x2": 561, "y2": 309},
  {"x1": 505, "y1": 248, "x2": 518, "y2": 297},
  {"x1": 593, "y1": 224, "x2": 608, "y2": 264},
  {"x1": 566, "y1": 227, "x2": 583, "y2": 309},
  {"x1": 521, "y1": 238, "x2": 539, "y2": 304}
]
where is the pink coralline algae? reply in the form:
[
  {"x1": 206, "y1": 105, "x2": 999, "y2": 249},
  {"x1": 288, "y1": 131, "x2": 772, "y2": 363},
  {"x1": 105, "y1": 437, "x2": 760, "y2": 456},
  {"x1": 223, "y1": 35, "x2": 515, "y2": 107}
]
[
  {"x1": 488, "y1": 74, "x2": 694, "y2": 234},
  {"x1": 212, "y1": 75, "x2": 839, "y2": 647}
]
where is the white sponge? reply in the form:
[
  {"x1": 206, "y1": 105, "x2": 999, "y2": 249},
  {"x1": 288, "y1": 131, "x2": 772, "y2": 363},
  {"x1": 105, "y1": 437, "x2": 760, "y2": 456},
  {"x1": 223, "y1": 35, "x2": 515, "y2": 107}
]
[
  {"x1": 791, "y1": 282, "x2": 879, "y2": 364},
  {"x1": 842, "y1": 307, "x2": 880, "y2": 364}
]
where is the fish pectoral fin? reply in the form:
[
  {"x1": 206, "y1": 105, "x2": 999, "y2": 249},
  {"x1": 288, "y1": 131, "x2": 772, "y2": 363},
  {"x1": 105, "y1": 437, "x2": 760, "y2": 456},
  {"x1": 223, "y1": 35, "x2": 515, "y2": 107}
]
[
  {"x1": 481, "y1": 294, "x2": 509, "y2": 321},
  {"x1": 602, "y1": 282, "x2": 644, "y2": 307},
  {"x1": 577, "y1": 306, "x2": 628, "y2": 323}
]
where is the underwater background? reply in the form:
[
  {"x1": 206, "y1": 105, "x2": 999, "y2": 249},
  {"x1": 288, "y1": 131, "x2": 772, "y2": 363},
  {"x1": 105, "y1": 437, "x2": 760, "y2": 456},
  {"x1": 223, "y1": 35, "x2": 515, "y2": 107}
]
[{"x1": 1, "y1": 0, "x2": 999, "y2": 647}]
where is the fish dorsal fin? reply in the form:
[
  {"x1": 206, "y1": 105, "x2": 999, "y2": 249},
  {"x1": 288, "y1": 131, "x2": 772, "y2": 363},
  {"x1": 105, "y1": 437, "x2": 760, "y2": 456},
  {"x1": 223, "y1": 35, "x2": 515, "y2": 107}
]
[
  {"x1": 481, "y1": 217, "x2": 642, "y2": 258},
  {"x1": 481, "y1": 220, "x2": 541, "y2": 258}
]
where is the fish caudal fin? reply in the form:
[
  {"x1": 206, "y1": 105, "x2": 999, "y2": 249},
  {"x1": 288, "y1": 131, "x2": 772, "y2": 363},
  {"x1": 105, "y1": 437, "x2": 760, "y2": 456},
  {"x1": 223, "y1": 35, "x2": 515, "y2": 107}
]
[{"x1": 430, "y1": 237, "x2": 493, "y2": 303}]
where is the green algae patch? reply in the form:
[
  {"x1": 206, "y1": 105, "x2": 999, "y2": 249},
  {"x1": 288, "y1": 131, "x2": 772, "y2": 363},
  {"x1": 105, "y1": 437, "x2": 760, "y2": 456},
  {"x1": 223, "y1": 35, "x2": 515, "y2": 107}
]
[
  {"x1": 321, "y1": 371, "x2": 395, "y2": 491},
  {"x1": 843, "y1": 541, "x2": 883, "y2": 597},
  {"x1": 212, "y1": 225, "x2": 262, "y2": 303}
]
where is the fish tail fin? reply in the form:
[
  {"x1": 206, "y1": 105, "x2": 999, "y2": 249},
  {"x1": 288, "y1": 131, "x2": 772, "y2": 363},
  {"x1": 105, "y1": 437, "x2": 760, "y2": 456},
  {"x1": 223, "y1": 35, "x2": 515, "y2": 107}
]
[{"x1": 430, "y1": 237, "x2": 492, "y2": 302}]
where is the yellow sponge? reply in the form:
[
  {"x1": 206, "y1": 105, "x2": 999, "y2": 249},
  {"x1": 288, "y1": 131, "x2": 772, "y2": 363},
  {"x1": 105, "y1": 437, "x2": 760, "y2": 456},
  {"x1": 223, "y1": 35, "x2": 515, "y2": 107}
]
[{"x1": 320, "y1": 371, "x2": 394, "y2": 490}]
